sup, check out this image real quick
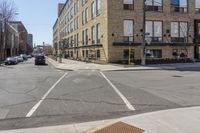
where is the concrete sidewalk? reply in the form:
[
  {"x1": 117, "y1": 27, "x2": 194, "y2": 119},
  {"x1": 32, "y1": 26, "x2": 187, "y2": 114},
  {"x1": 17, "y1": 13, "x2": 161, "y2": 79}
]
[
  {"x1": 46, "y1": 57, "x2": 163, "y2": 71},
  {"x1": 1, "y1": 106, "x2": 200, "y2": 133}
]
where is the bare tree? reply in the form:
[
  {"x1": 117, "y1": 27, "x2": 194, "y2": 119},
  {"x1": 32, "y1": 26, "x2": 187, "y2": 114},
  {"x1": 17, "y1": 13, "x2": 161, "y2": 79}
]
[
  {"x1": 0, "y1": 0, "x2": 17, "y2": 21},
  {"x1": 0, "y1": 0, "x2": 17, "y2": 59}
]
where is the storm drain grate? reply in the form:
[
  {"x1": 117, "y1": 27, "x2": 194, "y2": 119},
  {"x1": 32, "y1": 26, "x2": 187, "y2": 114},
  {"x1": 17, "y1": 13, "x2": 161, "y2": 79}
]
[{"x1": 93, "y1": 122, "x2": 144, "y2": 133}]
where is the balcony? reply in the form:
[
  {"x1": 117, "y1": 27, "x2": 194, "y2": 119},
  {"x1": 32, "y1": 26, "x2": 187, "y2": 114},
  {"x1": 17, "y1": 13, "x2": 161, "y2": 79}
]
[
  {"x1": 146, "y1": 5, "x2": 163, "y2": 12},
  {"x1": 171, "y1": 37, "x2": 187, "y2": 43},
  {"x1": 145, "y1": 37, "x2": 163, "y2": 44},
  {"x1": 171, "y1": 5, "x2": 187, "y2": 13}
]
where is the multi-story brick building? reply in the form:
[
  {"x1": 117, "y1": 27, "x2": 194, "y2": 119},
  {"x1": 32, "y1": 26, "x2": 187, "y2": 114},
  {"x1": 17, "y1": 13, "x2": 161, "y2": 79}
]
[
  {"x1": 10, "y1": 21, "x2": 28, "y2": 55},
  {"x1": 53, "y1": 0, "x2": 200, "y2": 64},
  {"x1": 0, "y1": 21, "x2": 19, "y2": 60}
]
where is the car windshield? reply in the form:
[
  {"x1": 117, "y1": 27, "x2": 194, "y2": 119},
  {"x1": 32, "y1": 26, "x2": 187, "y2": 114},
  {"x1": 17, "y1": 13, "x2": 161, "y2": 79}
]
[{"x1": 0, "y1": 0, "x2": 200, "y2": 133}]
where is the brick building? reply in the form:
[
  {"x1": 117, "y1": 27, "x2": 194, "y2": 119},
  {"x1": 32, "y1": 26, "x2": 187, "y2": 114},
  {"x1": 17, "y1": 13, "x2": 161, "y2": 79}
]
[
  {"x1": 10, "y1": 21, "x2": 28, "y2": 55},
  {"x1": 0, "y1": 22, "x2": 19, "y2": 60},
  {"x1": 53, "y1": 0, "x2": 200, "y2": 64}
]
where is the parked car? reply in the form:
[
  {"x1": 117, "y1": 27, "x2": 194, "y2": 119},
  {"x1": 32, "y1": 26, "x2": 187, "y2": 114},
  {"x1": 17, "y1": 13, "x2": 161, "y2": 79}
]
[
  {"x1": 27, "y1": 55, "x2": 32, "y2": 58},
  {"x1": 35, "y1": 54, "x2": 46, "y2": 65},
  {"x1": 16, "y1": 56, "x2": 24, "y2": 62},
  {"x1": 20, "y1": 54, "x2": 28, "y2": 61},
  {"x1": 4, "y1": 57, "x2": 18, "y2": 65}
]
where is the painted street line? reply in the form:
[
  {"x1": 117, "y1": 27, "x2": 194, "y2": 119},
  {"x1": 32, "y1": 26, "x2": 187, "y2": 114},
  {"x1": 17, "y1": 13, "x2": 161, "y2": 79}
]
[
  {"x1": 100, "y1": 72, "x2": 135, "y2": 111},
  {"x1": 26, "y1": 72, "x2": 68, "y2": 117}
]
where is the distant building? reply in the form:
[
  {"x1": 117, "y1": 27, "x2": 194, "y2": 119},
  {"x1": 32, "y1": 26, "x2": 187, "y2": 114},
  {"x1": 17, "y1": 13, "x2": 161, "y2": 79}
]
[{"x1": 27, "y1": 34, "x2": 33, "y2": 48}]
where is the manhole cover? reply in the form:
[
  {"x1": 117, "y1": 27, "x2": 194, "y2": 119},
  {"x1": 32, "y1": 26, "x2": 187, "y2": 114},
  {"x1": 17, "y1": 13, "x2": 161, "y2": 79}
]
[
  {"x1": 93, "y1": 122, "x2": 144, "y2": 133},
  {"x1": 172, "y1": 75, "x2": 183, "y2": 78}
]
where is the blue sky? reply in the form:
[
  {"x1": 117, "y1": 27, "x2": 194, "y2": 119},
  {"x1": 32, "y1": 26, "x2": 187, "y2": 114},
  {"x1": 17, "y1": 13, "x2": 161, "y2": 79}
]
[{"x1": 14, "y1": 0, "x2": 66, "y2": 46}]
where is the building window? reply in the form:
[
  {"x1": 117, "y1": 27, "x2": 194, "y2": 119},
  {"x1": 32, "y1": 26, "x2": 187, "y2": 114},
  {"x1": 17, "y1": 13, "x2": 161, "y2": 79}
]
[
  {"x1": 146, "y1": 49, "x2": 162, "y2": 58},
  {"x1": 82, "y1": 30, "x2": 85, "y2": 45},
  {"x1": 97, "y1": 50, "x2": 100, "y2": 58},
  {"x1": 91, "y1": 1, "x2": 95, "y2": 19},
  {"x1": 96, "y1": 0, "x2": 100, "y2": 15},
  {"x1": 85, "y1": 7, "x2": 89, "y2": 23},
  {"x1": 180, "y1": 49, "x2": 188, "y2": 58},
  {"x1": 172, "y1": 49, "x2": 179, "y2": 57},
  {"x1": 82, "y1": 11, "x2": 85, "y2": 25},
  {"x1": 91, "y1": 26, "x2": 95, "y2": 44},
  {"x1": 85, "y1": 29, "x2": 89, "y2": 45},
  {"x1": 196, "y1": 0, "x2": 200, "y2": 13},
  {"x1": 96, "y1": 23, "x2": 101, "y2": 44},
  {"x1": 123, "y1": 20, "x2": 134, "y2": 42},
  {"x1": 77, "y1": 33, "x2": 79, "y2": 46},
  {"x1": 82, "y1": 50, "x2": 85, "y2": 58},
  {"x1": 123, "y1": 0, "x2": 134, "y2": 10},
  {"x1": 82, "y1": 0, "x2": 85, "y2": 6},
  {"x1": 86, "y1": 50, "x2": 89, "y2": 58},
  {"x1": 123, "y1": 49, "x2": 134, "y2": 60},
  {"x1": 171, "y1": 22, "x2": 188, "y2": 42},
  {"x1": 145, "y1": 0, "x2": 163, "y2": 12},
  {"x1": 145, "y1": 21, "x2": 162, "y2": 43},
  {"x1": 171, "y1": 0, "x2": 188, "y2": 13}
]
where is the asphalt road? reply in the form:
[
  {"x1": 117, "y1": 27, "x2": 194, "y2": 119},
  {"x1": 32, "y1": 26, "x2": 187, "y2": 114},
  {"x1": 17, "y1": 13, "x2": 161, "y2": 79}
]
[{"x1": 0, "y1": 59, "x2": 200, "y2": 130}]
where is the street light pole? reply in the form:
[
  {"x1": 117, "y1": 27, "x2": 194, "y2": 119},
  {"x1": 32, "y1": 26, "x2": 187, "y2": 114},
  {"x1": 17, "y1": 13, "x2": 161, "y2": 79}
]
[{"x1": 141, "y1": 0, "x2": 146, "y2": 65}]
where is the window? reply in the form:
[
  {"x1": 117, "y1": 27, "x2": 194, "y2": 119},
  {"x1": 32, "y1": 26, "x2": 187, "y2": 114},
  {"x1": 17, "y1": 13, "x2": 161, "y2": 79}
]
[
  {"x1": 85, "y1": 7, "x2": 89, "y2": 23},
  {"x1": 97, "y1": 50, "x2": 100, "y2": 58},
  {"x1": 123, "y1": 49, "x2": 134, "y2": 60},
  {"x1": 91, "y1": 1, "x2": 95, "y2": 19},
  {"x1": 96, "y1": 23, "x2": 101, "y2": 43},
  {"x1": 145, "y1": 21, "x2": 162, "y2": 43},
  {"x1": 146, "y1": 0, "x2": 163, "y2": 12},
  {"x1": 82, "y1": 30, "x2": 85, "y2": 45},
  {"x1": 86, "y1": 50, "x2": 89, "y2": 58},
  {"x1": 70, "y1": 7, "x2": 74, "y2": 18},
  {"x1": 96, "y1": 0, "x2": 100, "y2": 15},
  {"x1": 171, "y1": 0, "x2": 188, "y2": 13},
  {"x1": 82, "y1": 0, "x2": 85, "y2": 6},
  {"x1": 123, "y1": 20, "x2": 134, "y2": 42},
  {"x1": 146, "y1": 49, "x2": 162, "y2": 58},
  {"x1": 196, "y1": 0, "x2": 200, "y2": 13},
  {"x1": 91, "y1": 26, "x2": 95, "y2": 44},
  {"x1": 123, "y1": 0, "x2": 134, "y2": 10},
  {"x1": 171, "y1": 22, "x2": 188, "y2": 42},
  {"x1": 82, "y1": 11, "x2": 84, "y2": 24},
  {"x1": 85, "y1": 29, "x2": 89, "y2": 45},
  {"x1": 82, "y1": 50, "x2": 85, "y2": 58},
  {"x1": 77, "y1": 33, "x2": 79, "y2": 46}
]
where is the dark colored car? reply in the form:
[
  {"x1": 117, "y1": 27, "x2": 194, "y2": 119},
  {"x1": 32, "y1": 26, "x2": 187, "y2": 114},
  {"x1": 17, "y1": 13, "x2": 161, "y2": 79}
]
[
  {"x1": 35, "y1": 54, "x2": 46, "y2": 65},
  {"x1": 4, "y1": 57, "x2": 18, "y2": 65}
]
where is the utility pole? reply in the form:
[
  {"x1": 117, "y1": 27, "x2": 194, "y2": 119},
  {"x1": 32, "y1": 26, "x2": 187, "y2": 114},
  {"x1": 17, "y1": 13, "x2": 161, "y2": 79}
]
[{"x1": 141, "y1": 0, "x2": 146, "y2": 65}]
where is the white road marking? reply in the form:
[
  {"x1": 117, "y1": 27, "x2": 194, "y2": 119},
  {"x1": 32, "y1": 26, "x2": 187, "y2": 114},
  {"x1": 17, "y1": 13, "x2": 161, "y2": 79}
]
[
  {"x1": 100, "y1": 72, "x2": 135, "y2": 111},
  {"x1": 26, "y1": 72, "x2": 68, "y2": 117}
]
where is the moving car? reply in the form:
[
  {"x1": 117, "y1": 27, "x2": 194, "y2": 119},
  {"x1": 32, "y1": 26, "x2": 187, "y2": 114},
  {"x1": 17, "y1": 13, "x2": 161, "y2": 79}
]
[
  {"x1": 35, "y1": 54, "x2": 46, "y2": 65},
  {"x1": 4, "y1": 57, "x2": 18, "y2": 65}
]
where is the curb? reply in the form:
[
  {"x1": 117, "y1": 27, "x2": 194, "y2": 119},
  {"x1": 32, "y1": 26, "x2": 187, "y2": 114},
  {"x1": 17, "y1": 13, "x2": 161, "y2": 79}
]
[
  {"x1": 104, "y1": 68, "x2": 163, "y2": 72},
  {"x1": 46, "y1": 58, "x2": 73, "y2": 71}
]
